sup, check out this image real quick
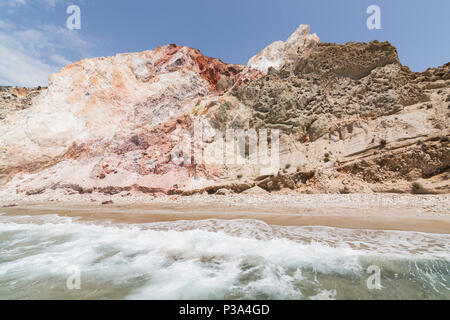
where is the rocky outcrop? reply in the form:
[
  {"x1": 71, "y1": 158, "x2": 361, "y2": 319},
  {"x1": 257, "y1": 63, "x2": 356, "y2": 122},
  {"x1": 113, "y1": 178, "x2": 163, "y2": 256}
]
[
  {"x1": 246, "y1": 24, "x2": 319, "y2": 75},
  {"x1": 0, "y1": 24, "x2": 448, "y2": 200},
  {"x1": 231, "y1": 41, "x2": 428, "y2": 140},
  {"x1": 0, "y1": 86, "x2": 46, "y2": 120}
]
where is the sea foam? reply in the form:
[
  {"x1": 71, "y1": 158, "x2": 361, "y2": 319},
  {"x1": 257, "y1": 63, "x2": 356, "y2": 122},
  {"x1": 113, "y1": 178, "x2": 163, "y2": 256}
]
[{"x1": 0, "y1": 215, "x2": 449, "y2": 299}]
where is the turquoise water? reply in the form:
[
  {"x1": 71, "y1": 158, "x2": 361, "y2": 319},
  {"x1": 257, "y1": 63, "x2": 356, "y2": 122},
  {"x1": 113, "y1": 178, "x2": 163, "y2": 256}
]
[{"x1": 0, "y1": 214, "x2": 449, "y2": 300}]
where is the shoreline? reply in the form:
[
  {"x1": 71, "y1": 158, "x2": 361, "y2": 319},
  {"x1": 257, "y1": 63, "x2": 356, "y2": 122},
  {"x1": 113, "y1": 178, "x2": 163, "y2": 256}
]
[{"x1": 1, "y1": 194, "x2": 449, "y2": 234}]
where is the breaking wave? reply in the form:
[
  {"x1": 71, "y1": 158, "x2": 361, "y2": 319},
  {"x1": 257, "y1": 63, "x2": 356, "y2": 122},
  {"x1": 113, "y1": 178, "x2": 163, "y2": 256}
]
[{"x1": 0, "y1": 215, "x2": 449, "y2": 299}]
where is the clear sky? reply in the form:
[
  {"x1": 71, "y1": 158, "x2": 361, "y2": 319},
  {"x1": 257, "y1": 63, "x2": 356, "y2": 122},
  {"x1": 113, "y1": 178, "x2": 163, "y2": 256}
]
[{"x1": 1, "y1": 0, "x2": 449, "y2": 87}]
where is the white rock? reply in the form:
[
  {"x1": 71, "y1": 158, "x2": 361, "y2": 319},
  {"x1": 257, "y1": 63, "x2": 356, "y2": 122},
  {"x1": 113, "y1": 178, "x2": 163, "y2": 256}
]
[{"x1": 247, "y1": 24, "x2": 320, "y2": 74}]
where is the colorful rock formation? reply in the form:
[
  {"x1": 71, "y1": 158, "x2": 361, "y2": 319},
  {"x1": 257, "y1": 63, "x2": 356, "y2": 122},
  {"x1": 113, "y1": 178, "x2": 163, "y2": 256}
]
[{"x1": 0, "y1": 25, "x2": 448, "y2": 200}]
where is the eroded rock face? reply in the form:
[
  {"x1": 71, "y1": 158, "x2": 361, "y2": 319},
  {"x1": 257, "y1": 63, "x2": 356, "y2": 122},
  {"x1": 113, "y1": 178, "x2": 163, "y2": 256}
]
[
  {"x1": 0, "y1": 25, "x2": 449, "y2": 199},
  {"x1": 0, "y1": 86, "x2": 46, "y2": 120},
  {"x1": 0, "y1": 45, "x2": 241, "y2": 167},
  {"x1": 232, "y1": 41, "x2": 429, "y2": 141},
  {"x1": 296, "y1": 41, "x2": 400, "y2": 80}
]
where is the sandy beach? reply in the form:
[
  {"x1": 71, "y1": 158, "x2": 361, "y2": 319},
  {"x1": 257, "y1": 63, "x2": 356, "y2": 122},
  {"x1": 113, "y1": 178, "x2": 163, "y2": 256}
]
[{"x1": 2, "y1": 194, "x2": 449, "y2": 234}]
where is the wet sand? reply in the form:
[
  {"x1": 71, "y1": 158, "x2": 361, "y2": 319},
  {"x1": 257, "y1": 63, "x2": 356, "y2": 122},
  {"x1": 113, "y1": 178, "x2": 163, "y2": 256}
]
[{"x1": 1, "y1": 194, "x2": 449, "y2": 234}]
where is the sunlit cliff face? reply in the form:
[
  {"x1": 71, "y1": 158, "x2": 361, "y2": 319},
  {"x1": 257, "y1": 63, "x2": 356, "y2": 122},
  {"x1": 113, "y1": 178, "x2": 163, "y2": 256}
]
[{"x1": 0, "y1": 24, "x2": 449, "y2": 199}]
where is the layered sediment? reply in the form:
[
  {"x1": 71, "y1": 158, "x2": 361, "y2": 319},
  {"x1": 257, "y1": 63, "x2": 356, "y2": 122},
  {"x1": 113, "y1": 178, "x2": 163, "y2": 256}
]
[{"x1": 0, "y1": 25, "x2": 448, "y2": 200}]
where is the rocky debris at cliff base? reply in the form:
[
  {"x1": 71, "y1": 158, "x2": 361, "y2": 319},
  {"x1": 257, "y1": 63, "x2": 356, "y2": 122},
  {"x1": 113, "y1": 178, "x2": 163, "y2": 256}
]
[{"x1": 1, "y1": 194, "x2": 449, "y2": 218}]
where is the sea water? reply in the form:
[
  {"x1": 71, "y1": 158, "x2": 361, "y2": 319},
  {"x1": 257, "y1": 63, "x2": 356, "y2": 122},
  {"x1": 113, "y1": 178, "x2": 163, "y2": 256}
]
[{"x1": 0, "y1": 214, "x2": 449, "y2": 299}]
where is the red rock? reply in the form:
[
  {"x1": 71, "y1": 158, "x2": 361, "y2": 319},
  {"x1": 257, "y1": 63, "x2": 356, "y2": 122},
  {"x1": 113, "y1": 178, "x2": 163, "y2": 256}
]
[{"x1": 2, "y1": 203, "x2": 18, "y2": 208}]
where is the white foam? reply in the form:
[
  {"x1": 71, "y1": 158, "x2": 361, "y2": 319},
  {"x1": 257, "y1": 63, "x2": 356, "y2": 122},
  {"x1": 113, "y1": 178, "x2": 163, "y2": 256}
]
[{"x1": 0, "y1": 215, "x2": 449, "y2": 299}]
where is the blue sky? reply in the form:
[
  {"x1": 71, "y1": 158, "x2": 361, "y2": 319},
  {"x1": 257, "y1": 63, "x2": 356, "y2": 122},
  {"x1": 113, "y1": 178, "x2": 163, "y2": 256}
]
[{"x1": 1, "y1": 0, "x2": 449, "y2": 87}]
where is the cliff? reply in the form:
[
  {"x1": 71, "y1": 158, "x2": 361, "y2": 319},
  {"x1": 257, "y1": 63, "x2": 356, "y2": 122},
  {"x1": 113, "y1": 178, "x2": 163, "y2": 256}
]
[{"x1": 0, "y1": 25, "x2": 448, "y2": 201}]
